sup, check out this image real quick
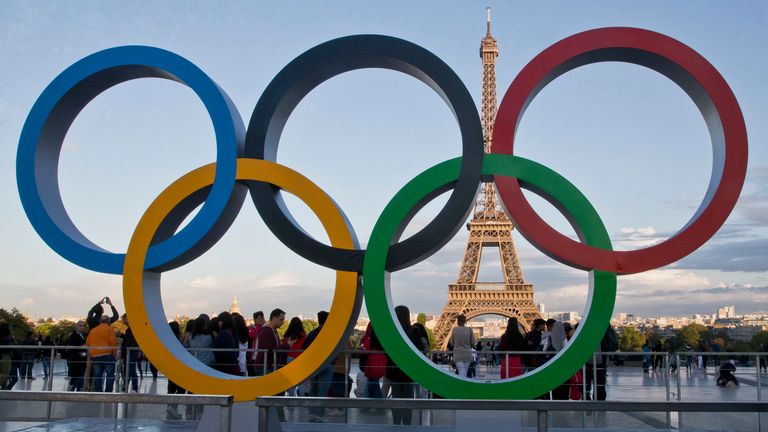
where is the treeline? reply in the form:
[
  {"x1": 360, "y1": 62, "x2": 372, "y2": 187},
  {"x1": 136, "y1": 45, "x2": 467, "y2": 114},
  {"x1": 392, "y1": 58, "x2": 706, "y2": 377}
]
[{"x1": 617, "y1": 324, "x2": 768, "y2": 353}]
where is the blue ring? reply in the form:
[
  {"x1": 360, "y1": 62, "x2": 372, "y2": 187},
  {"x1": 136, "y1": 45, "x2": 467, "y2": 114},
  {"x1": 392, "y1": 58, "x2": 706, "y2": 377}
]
[{"x1": 17, "y1": 46, "x2": 244, "y2": 274}]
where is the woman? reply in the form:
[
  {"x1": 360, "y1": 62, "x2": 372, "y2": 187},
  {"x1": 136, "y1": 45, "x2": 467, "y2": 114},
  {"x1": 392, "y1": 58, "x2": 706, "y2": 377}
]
[
  {"x1": 188, "y1": 317, "x2": 215, "y2": 367},
  {"x1": 498, "y1": 318, "x2": 524, "y2": 379},
  {"x1": 232, "y1": 313, "x2": 250, "y2": 376},
  {"x1": 548, "y1": 321, "x2": 570, "y2": 400},
  {"x1": 448, "y1": 314, "x2": 475, "y2": 378},
  {"x1": 281, "y1": 317, "x2": 306, "y2": 395},
  {"x1": 166, "y1": 321, "x2": 186, "y2": 420},
  {"x1": 213, "y1": 312, "x2": 238, "y2": 375},
  {"x1": 385, "y1": 305, "x2": 424, "y2": 426}
]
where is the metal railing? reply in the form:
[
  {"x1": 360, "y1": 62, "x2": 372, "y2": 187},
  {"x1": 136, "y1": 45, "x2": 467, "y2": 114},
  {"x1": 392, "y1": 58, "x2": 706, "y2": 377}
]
[
  {"x1": 255, "y1": 397, "x2": 768, "y2": 432},
  {"x1": 0, "y1": 390, "x2": 233, "y2": 431}
]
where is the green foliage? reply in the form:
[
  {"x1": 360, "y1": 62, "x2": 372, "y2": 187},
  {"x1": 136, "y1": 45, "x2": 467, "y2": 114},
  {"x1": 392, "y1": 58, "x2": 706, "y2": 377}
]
[
  {"x1": 675, "y1": 323, "x2": 707, "y2": 349},
  {"x1": 750, "y1": 331, "x2": 768, "y2": 351},
  {"x1": 35, "y1": 320, "x2": 76, "y2": 343},
  {"x1": 618, "y1": 326, "x2": 645, "y2": 352},
  {"x1": 0, "y1": 308, "x2": 35, "y2": 340}
]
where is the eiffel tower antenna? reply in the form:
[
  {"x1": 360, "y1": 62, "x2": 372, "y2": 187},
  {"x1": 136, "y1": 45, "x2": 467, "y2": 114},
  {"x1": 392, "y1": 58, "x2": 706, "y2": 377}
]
[{"x1": 433, "y1": 9, "x2": 541, "y2": 349}]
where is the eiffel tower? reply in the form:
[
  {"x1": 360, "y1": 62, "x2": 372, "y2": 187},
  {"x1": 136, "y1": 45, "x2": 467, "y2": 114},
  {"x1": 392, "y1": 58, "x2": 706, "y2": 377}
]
[{"x1": 433, "y1": 9, "x2": 541, "y2": 349}]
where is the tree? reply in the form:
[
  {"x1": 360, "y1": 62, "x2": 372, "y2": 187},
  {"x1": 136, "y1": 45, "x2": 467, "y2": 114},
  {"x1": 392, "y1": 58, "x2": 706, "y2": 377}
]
[
  {"x1": 35, "y1": 320, "x2": 76, "y2": 343},
  {"x1": 618, "y1": 326, "x2": 645, "y2": 352},
  {"x1": 676, "y1": 323, "x2": 707, "y2": 349},
  {"x1": 0, "y1": 308, "x2": 34, "y2": 340}
]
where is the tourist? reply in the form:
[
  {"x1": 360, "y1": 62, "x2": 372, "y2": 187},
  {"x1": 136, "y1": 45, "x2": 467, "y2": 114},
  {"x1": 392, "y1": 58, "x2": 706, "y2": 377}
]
[
  {"x1": 86, "y1": 314, "x2": 118, "y2": 392},
  {"x1": 20, "y1": 331, "x2": 37, "y2": 379},
  {"x1": 40, "y1": 335, "x2": 54, "y2": 379},
  {"x1": 716, "y1": 359, "x2": 739, "y2": 388},
  {"x1": 499, "y1": 317, "x2": 524, "y2": 379},
  {"x1": 254, "y1": 308, "x2": 292, "y2": 376},
  {"x1": 653, "y1": 340, "x2": 664, "y2": 370},
  {"x1": 248, "y1": 311, "x2": 265, "y2": 376},
  {"x1": 386, "y1": 305, "x2": 424, "y2": 425},
  {"x1": 87, "y1": 297, "x2": 119, "y2": 330},
  {"x1": 213, "y1": 312, "x2": 238, "y2": 375},
  {"x1": 361, "y1": 323, "x2": 386, "y2": 399},
  {"x1": 305, "y1": 311, "x2": 331, "y2": 422},
  {"x1": 642, "y1": 339, "x2": 652, "y2": 373},
  {"x1": 0, "y1": 323, "x2": 13, "y2": 389},
  {"x1": 188, "y1": 316, "x2": 215, "y2": 367},
  {"x1": 549, "y1": 321, "x2": 570, "y2": 400},
  {"x1": 65, "y1": 320, "x2": 88, "y2": 391},
  {"x1": 523, "y1": 318, "x2": 546, "y2": 369},
  {"x1": 280, "y1": 317, "x2": 306, "y2": 395},
  {"x1": 585, "y1": 325, "x2": 617, "y2": 400},
  {"x1": 119, "y1": 314, "x2": 139, "y2": 393},
  {"x1": 166, "y1": 321, "x2": 186, "y2": 420},
  {"x1": 232, "y1": 313, "x2": 249, "y2": 376},
  {"x1": 448, "y1": 314, "x2": 475, "y2": 378}
]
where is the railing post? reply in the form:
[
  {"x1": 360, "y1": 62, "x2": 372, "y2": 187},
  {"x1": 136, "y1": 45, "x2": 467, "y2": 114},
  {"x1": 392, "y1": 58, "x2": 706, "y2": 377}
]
[
  {"x1": 220, "y1": 401, "x2": 232, "y2": 432},
  {"x1": 258, "y1": 404, "x2": 268, "y2": 432},
  {"x1": 756, "y1": 354, "x2": 761, "y2": 401},
  {"x1": 675, "y1": 354, "x2": 682, "y2": 401},
  {"x1": 664, "y1": 353, "x2": 670, "y2": 401},
  {"x1": 537, "y1": 409, "x2": 548, "y2": 432}
]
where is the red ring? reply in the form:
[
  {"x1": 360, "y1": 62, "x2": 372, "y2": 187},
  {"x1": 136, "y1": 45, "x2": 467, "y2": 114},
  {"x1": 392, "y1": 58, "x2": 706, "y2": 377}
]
[{"x1": 492, "y1": 27, "x2": 748, "y2": 275}]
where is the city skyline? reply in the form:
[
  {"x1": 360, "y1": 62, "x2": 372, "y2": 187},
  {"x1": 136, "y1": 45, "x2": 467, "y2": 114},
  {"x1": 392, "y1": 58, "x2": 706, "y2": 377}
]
[{"x1": 1, "y1": 3, "x2": 767, "y2": 321}]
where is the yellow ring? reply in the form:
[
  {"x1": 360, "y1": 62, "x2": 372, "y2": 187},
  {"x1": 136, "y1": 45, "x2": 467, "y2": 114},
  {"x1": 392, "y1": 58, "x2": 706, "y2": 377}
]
[{"x1": 123, "y1": 158, "x2": 359, "y2": 401}]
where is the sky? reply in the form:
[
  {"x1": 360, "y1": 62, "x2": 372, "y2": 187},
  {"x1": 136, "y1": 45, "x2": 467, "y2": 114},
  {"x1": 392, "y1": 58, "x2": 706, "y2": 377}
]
[{"x1": 0, "y1": 1, "x2": 766, "y2": 322}]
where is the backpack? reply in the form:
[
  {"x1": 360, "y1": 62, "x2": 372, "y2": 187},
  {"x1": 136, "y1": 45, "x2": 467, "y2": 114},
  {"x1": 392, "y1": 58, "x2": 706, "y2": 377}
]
[{"x1": 364, "y1": 352, "x2": 387, "y2": 379}]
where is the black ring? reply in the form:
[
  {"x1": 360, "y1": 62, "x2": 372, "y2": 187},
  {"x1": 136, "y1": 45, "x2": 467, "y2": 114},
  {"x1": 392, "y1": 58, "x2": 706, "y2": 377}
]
[{"x1": 244, "y1": 35, "x2": 484, "y2": 272}]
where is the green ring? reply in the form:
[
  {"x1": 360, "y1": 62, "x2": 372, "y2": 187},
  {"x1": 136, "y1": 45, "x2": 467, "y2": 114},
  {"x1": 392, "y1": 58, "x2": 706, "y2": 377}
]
[{"x1": 363, "y1": 153, "x2": 616, "y2": 399}]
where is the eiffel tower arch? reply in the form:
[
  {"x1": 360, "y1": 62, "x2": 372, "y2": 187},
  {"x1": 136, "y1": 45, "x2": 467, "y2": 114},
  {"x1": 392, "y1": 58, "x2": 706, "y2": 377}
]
[{"x1": 433, "y1": 10, "x2": 541, "y2": 349}]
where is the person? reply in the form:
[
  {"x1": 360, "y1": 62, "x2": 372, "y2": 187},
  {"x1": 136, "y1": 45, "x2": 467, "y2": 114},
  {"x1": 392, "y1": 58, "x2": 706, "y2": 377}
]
[
  {"x1": 760, "y1": 342, "x2": 767, "y2": 374},
  {"x1": 254, "y1": 309, "x2": 292, "y2": 376},
  {"x1": 653, "y1": 340, "x2": 664, "y2": 370},
  {"x1": 499, "y1": 318, "x2": 524, "y2": 379},
  {"x1": 642, "y1": 339, "x2": 652, "y2": 373},
  {"x1": 87, "y1": 297, "x2": 119, "y2": 330},
  {"x1": 585, "y1": 325, "x2": 617, "y2": 400},
  {"x1": 523, "y1": 318, "x2": 546, "y2": 369},
  {"x1": 304, "y1": 311, "x2": 331, "y2": 422},
  {"x1": 232, "y1": 313, "x2": 249, "y2": 376},
  {"x1": 448, "y1": 314, "x2": 475, "y2": 378},
  {"x1": 548, "y1": 321, "x2": 570, "y2": 400},
  {"x1": 212, "y1": 312, "x2": 238, "y2": 375},
  {"x1": 66, "y1": 320, "x2": 88, "y2": 391},
  {"x1": 119, "y1": 315, "x2": 139, "y2": 393},
  {"x1": 386, "y1": 305, "x2": 425, "y2": 425},
  {"x1": 188, "y1": 316, "x2": 215, "y2": 367},
  {"x1": 248, "y1": 311, "x2": 265, "y2": 375},
  {"x1": 20, "y1": 331, "x2": 37, "y2": 379},
  {"x1": 280, "y1": 317, "x2": 306, "y2": 395},
  {"x1": 166, "y1": 321, "x2": 187, "y2": 420},
  {"x1": 0, "y1": 323, "x2": 13, "y2": 389},
  {"x1": 86, "y1": 314, "x2": 118, "y2": 392},
  {"x1": 40, "y1": 335, "x2": 54, "y2": 379},
  {"x1": 361, "y1": 323, "x2": 386, "y2": 399},
  {"x1": 716, "y1": 360, "x2": 739, "y2": 387}
]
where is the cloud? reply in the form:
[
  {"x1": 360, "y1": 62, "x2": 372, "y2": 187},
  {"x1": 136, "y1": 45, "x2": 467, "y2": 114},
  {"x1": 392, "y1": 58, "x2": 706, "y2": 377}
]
[
  {"x1": 258, "y1": 270, "x2": 300, "y2": 288},
  {"x1": 675, "y1": 238, "x2": 768, "y2": 273}
]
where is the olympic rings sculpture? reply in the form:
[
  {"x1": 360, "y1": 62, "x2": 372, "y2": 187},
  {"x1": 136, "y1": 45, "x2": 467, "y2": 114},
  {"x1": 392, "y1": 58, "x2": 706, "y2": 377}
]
[{"x1": 17, "y1": 28, "x2": 747, "y2": 401}]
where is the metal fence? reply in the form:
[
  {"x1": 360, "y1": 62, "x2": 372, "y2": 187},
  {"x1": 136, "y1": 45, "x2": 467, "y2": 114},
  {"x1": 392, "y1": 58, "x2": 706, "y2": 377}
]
[{"x1": 0, "y1": 390, "x2": 233, "y2": 431}]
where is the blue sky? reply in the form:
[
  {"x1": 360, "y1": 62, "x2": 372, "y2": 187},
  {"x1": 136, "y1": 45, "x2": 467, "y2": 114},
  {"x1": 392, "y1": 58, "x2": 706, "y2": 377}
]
[{"x1": 1, "y1": 2, "x2": 766, "y2": 321}]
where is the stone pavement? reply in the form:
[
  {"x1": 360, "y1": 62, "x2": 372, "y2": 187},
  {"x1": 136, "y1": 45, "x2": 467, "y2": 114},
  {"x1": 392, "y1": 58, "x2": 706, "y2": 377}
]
[{"x1": 1, "y1": 359, "x2": 766, "y2": 431}]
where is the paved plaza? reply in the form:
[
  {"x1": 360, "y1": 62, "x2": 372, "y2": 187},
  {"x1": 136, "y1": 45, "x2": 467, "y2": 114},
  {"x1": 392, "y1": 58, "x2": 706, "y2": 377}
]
[{"x1": 1, "y1": 359, "x2": 766, "y2": 431}]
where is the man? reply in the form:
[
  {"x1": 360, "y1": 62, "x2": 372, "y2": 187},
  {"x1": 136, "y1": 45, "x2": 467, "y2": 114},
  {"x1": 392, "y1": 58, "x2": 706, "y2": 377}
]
[
  {"x1": 253, "y1": 309, "x2": 292, "y2": 376},
  {"x1": 86, "y1": 315, "x2": 118, "y2": 392},
  {"x1": 66, "y1": 321, "x2": 88, "y2": 391},
  {"x1": 523, "y1": 318, "x2": 546, "y2": 369},
  {"x1": 304, "y1": 311, "x2": 330, "y2": 422},
  {"x1": 119, "y1": 314, "x2": 139, "y2": 392},
  {"x1": 585, "y1": 325, "x2": 618, "y2": 400},
  {"x1": 87, "y1": 297, "x2": 119, "y2": 330},
  {"x1": 248, "y1": 311, "x2": 265, "y2": 375}
]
